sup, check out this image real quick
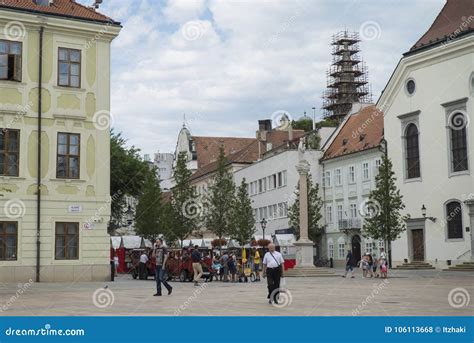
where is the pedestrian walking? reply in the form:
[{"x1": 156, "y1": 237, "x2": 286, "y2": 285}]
[
  {"x1": 139, "y1": 250, "x2": 148, "y2": 280},
  {"x1": 252, "y1": 247, "x2": 261, "y2": 282},
  {"x1": 342, "y1": 250, "x2": 355, "y2": 278},
  {"x1": 113, "y1": 252, "x2": 119, "y2": 277},
  {"x1": 228, "y1": 253, "x2": 238, "y2": 282},
  {"x1": 191, "y1": 245, "x2": 203, "y2": 286},
  {"x1": 152, "y1": 238, "x2": 172, "y2": 296},
  {"x1": 220, "y1": 251, "x2": 229, "y2": 282},
  {"x1": 262, "y1": 243, "x2": 284, "y2": 304}
]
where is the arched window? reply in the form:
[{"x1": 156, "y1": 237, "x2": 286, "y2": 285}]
[
  {"x1": 446, "y1": 201, "x2": 463, "y2": 239},
  {"x1": 405, "y1": 124, "x2": 420, "y2": 178},
  {"x1": 449, "y1": 112, "x2": 468, "y2": 172}
]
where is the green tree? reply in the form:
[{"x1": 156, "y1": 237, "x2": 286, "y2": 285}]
[
  {"x1": 169, "y1": 151, "x2": 198, "y2": 247},
  {"x1": 291, "y1": 117, "x2": 313, "y2": 132},
  {"x1": 110, "y1": 131, "x2": 151, "y2": 231},
  {"x1": 134, "y1": 168, "x2": 164, "y2": 242},
  {"x1": 205, "y1": 146, "x2": 236, "y2": 250},
  {"x1": 288, "y1": 174, "x2": 324, "y2": 242},
  {"x1": 362, "y1": 154, "x2": 407, "y2": 267},
  {"x1": 231, "y1": 178, "x2": 255, "y2": 246}
]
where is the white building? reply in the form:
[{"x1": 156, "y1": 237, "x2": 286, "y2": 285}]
[
  {"x1": 378, "y1": 0, "x2": 473, "y2": 268},
  {"x1": 233, "y1": 127, "x2": 335, "y2": 245},
  {"x1": 320, "y1": 105, "x2": 384, "y2": 267}
]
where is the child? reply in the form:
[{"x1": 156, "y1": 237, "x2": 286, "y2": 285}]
[
  {"x1": 359, "y1": 255, "x2": 369, "y2": 278},
  {"x1": 380, "y1": 259, "x2": 388, "y2": 279}
]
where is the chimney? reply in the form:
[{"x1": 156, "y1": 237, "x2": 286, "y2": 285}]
[{"x1": 258, "y1": 119, "x2": 272, "y2": 132}]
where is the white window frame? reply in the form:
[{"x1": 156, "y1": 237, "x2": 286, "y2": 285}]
[
  {"x1": 335, "y1": 168, "x2": 342, "y2": 186},
  {"x1": 362, "y1": 162, "x2": 369, "y2": 181},
  {"x1": 348, "y1": 165, "x2": 355, "y2": 184},
  {"x1": 326, "y1": 205, "x2": 333, "y2": 223},
  {"x1": 337, "y1": 204, "x2": 343, "y2": 221},
  {"x1": 338, "y1": 243, "x2": 345, "y2": 258},
  {"x1": 350, "y1": 203, "x2": 357, "y2": 218}
]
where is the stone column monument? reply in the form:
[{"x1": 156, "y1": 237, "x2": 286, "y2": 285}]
[{"x1": 294, "y1": 137, "x2": 316, "y2": 268}]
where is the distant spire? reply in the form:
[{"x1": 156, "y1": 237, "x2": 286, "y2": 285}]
[{"x1": 182, "y1": 113, "x2": 186, "y2": 128}]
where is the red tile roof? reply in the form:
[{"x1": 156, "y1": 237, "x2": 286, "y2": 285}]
[
  {"x1": 0, "y1": 0, "x2": 119, "y2": 25},
  {"x1": 322, "y1": 105, "x2": 383, "y2": 161},
  {"x1": 410, "y1": 0, "x2": 473, "y2": 52},
  {"x1": 193, "y1": 136, "x2": 256, "y2": 168},
  {"x1": 190, "y1": 129, "x2": 304, "y2": 181}
]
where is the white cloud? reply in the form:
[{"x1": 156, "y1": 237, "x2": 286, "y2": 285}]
[{"x1": 88, "y1": 0, "x2": 447, "y2": 155}]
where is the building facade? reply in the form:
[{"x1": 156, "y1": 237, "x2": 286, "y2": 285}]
[
  {"x1": 379, "y1": 0, "x2": 473, "y2": 268},
  {"x1": 0, "y1": 0, "x2": 120, "y2": 282},
  {"x1": 321, "y1": 105, "x2": 384, "y2": 267}
]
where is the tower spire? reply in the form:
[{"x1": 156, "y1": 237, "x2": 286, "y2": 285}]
[{"x1": 322, "y1": 31, "x2": 372, "y2": 123}]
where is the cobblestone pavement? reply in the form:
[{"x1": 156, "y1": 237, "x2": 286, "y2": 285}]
[{"x1": 0, "y1": 269, "x2": 472, "y2": 316}]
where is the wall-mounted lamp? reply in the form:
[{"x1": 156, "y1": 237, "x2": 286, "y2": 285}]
[{"x1": 421, "y1": 204, "x2": 436, "y2": 222}]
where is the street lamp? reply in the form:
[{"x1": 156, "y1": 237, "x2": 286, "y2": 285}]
[
  {"x1": 260, "y1": 218, "x2": 267, "y2": 240},
  {"x1": 421, "y1": 204, "x2": 436, "y2": 222}
]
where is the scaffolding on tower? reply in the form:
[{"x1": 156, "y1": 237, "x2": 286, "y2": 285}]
[{"x1": 322, "y1": 31, "x2": 372, "y2": 123}]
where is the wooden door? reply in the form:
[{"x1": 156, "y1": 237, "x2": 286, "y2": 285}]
[{"x1": 412, "y1": 229, "x2": 424, "y2": 261}]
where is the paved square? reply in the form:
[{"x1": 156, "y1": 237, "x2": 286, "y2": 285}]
[{"x1": 1, "y1": 269, "x2": 472, "y2": 316}]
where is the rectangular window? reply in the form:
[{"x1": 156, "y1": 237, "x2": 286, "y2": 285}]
[
  {"x1": 258, "y1": 179, "x2": 263, "y2": 193},
  {"x1": 272, "y1": 174, "x2": 277, "y2": 189},
  {"x1": 57, "y1": 133, "x2": 80, "y2": 179},
  {"x1": 58, "y1": 47, "x2": 81, "y2": 88},
  {"x1": 282, "y1": 170, "x2": 287, "y2": 186},
  {"x1": 0, "y1": 40, "x2": 22, "y2": 81},
  {"x1": 348, "y1": 165, "x2": 355, "y2": 183},
  {"x1": 335, "y1": 168, "x2": 342, "y2": 186},
  {"x1": 259, "y1": 208, "x2": 264, "y2": 221},
  {"x1": 0, "y1": 129, "x2": 20, "y2": 176},
  {"x1": 365, "y1": 242, "x2": 373, "y2": 254},
  {"x1": 277, "y1": 172, "x2": 283, "y2": 187},
  {"x1": 337, "y1": 204, "x2": 343, "y2": 221},
  {"x1": 324, "y1": 171, "x2": 331, "y2": 187},
  {"x1": 267, "y1": 176, "x2": 273, "y2": 190},
  {"x1": 328, "y1": 243, "x2": 334, "y2": 258},
  {"x1": 55, "y1": 222, "x2": 79, "y2": 260},
  {"x1": 362, "y1": 162, "x2": 369, "y2": 180},
  {"x1": 338, "y1": 243, "x2": 345, "y2": 258},
  {"x1": 350, "y1": 203, "x2": 357, "y2": 218},
  {"x1": 263, "y1": 206, "x2": 267, "y2": 219},
  {"x1": 326, "y1": 205, "x2": 333, "y2": 223},
  {"x1": 253, "y1": 209, "x2": 258, "y2": 221},
  {"x1": 450, "y1": 126, "x2": 468, "y2": 172},
  {"x1": 0, "y1": 222, "x2": 17, "y2": 260}
]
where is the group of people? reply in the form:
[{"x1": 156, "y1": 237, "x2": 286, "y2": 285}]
[
  {"x1": 148, "y1": 239, "x2": 286, "y2": 305},
  {"x1": 343, "y1": 248, "x2": 388, "y2": 279}
]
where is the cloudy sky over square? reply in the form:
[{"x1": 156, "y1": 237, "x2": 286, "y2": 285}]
[{"x1": 79, "y1": 0, "x2": 445, "y2": 156}]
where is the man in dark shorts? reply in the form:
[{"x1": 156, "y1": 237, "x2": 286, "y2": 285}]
[{"x1": 342, "y1": 249, "x2": 355, "y2": 278}]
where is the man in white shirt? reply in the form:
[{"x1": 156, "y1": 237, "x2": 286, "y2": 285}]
[
  {"x1": 263, "y1": 243, "x2": 284, "y2": 304},
  {"x1": 139, "y1": 251, "x2": 148, "y2": 280}
]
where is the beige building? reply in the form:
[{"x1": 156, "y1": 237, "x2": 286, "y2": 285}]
[{"x1": 0, "y1": 0, "x2": 120, "y2": 282}]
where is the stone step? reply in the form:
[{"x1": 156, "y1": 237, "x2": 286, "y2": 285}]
[
  {"x1": 285, "y1": 267, "x2": 338, "y2": 277},
  {"x1": 394, "y1": 261, "x2": 435, "y2": 270}
]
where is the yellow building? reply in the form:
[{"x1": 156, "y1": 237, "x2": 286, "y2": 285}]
[{"x1": 0, "y1": 0, "x2": 120, "y2": 282}]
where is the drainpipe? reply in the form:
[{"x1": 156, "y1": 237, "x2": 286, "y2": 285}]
[{"x1": 36, "y1": 26, "x2": 44, "y2": 283}]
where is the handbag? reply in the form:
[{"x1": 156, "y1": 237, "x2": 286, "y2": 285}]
[{"x1": 269, "y1": 252, "x2": 283, "y2": 274}]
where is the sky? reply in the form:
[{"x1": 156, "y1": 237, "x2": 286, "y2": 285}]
[{"x1": 78, "y1": 0, "x2": 446, "y2": 157}]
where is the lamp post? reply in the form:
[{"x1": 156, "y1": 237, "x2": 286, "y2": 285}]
[
  {"x1": 260, "y1": 218, "x2": 267, "y2": 241},
  {"x1": 421, "y1": 204, "x2": 436, "y2": 222}
]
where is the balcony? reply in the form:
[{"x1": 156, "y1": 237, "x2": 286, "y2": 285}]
[{"x1": 338, "y1": 218, "x2": 362, "y2": 234}]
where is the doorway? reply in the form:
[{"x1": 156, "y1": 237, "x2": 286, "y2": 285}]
[
  {"x1": 351, "y1": 235, "x2": 361, "y2": 264},
  {"x1": 412, "y1": 229, "x2": 425, "y2": 261}
]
